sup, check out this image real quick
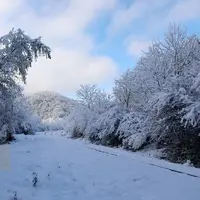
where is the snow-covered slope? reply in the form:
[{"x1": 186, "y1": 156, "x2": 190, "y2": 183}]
[
  {"x1": 27, "y1": 91, "x2": 76, "y2": 122},
  {"x1": 0, "y1": 133, "x2": 200, "y2": 200}
]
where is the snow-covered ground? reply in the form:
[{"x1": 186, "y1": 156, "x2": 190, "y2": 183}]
[{"x1": 0, "y1": 132, "x2": 200, "y2": 200}]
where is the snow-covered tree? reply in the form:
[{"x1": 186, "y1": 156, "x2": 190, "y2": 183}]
[
  {"x1": 113, "y1": 68, "x2": 152, "y2": 111},
  {"x1": 77, "y1": 84, "x2": 112, "y2": 113},
  {"x1": 63, "y1": 24, "x2": 200, "y2": 166},
  {"x1": 113, "y1": 70, "x2": 134, "y2": 108},
  {"x1": 64, "y1": 84, "x2": 113, "y2": 138},
  {"x1": 64, "y1": 104, "x2": 96, "y2": 138},
  {"x1": 135, "y1": 24, "x2": 200, "y2": 96},
  {"x1": 77, "y1": 84, "x2": 99, "y2": 109},
  {"x1": 0, "y1": 28, "x2": 51, "y2": 142},
  {"x1": 12, "y1": 96, "x2": 45, "y2": 134}
]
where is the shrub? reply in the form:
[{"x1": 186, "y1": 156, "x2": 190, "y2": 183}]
[{"x1": 87, "y1": 106, "x2": 124, "y2": 147}]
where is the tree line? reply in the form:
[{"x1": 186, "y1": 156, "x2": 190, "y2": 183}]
[
  {"x1": 1, "y1": 25, "x2": 200, "y2": 167},
  {"x1": 66, "y1": 25, "x2": 200, "y2": 167}
]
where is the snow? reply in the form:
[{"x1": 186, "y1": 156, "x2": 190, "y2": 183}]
[{"x1": 0, "y1": 132, "x2": 200, "y2": 200}]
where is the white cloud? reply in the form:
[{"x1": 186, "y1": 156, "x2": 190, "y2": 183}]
[
  {"x1": 109, "y1": 0, "x2": 200, "y2": 60},
  {"x1": 0, "y1": 0, "x2": 22, "y2": 13},
  {"x1": 165, "y1": 0, "x2": 200, "y2": 23},
  {"x1": 3, "y1": 0, "x2": 200, "y2": 96},
  {"x1": 108, "y1": 0, "x2": 172, "y2": 34},
  {"x1": 0, "y1": 0, "x2": 118, "y2": 95},
  {"x1": 108, "y1": 0, "x2": 148, "y2": 33},
  {"x1": 25, "y1": 48, "x2": 118, "y2": 94},
  {"x1": 128, "y1": 40, "x2": 150, "y2": 58}
]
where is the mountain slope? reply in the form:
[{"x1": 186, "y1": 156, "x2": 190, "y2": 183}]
[{"x1": 27, "y1": 91, "x2": 76, "y2": 122}]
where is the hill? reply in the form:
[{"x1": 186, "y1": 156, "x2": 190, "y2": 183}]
[{"x1": 27, "y1": 91, "x2": 76, "y2": 122}]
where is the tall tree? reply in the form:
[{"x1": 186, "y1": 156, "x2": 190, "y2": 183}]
[{"x1": 0, "y1": 29, "x2": 51, "y2": 141}]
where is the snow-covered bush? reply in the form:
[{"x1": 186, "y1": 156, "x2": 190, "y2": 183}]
[
  {"x1": 87, "y1": 106, "x2": 125, "y2": 146},
  {"x1": 64, "y1": 104, "x2": 96, "y2": 138},
  {"x1": 146, "y1": 92, "x2": 189, "y2": 145},
  {"x1": 117, "y1": 111, "x2": 149, "y2": 150},
  {"x1": 0, "y1": 125, "x2": 11, "y2": 144},
  {"x1": 144, "y1": 91, "x2": 200, "y2": 166},
  {"x1": 117, "y1": 111, "x2": 145, "y2": 139},
  {"x1": 123, "y1": 132, "x2": 150, "y2": 151},
  {"x1": 181, "y1": 73, "x2": 200, "y2": 128},
  {"x1": 181, "y1": 102, "x2": 200, "y2": 128},
  {"x1": 65, "y1": 84, "x2": 115, "y2": 140},
  {"x1": 12, "y1": 97, "x2": 37, "y2": 134}
]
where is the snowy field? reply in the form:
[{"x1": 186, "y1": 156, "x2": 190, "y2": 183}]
[{"x1": 0, "y1": 132, "x2": 200, "y2": 200}]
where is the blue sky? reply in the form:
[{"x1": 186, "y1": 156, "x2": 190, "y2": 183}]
[{"x1": 1, "y1": 0, "x2": 200, "y2": 96}]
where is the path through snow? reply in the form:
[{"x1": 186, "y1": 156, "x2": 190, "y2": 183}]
[{"x1": 0, "y1": 133, "x2": 200, "y2": 200}]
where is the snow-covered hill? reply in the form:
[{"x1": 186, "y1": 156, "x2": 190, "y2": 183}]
[
  {"x1": 0, "y1": 132, "x2": 200, "y2": 200},
  {"x1": 27, "y1": 91, "x2": 76, "y2": 122}
]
